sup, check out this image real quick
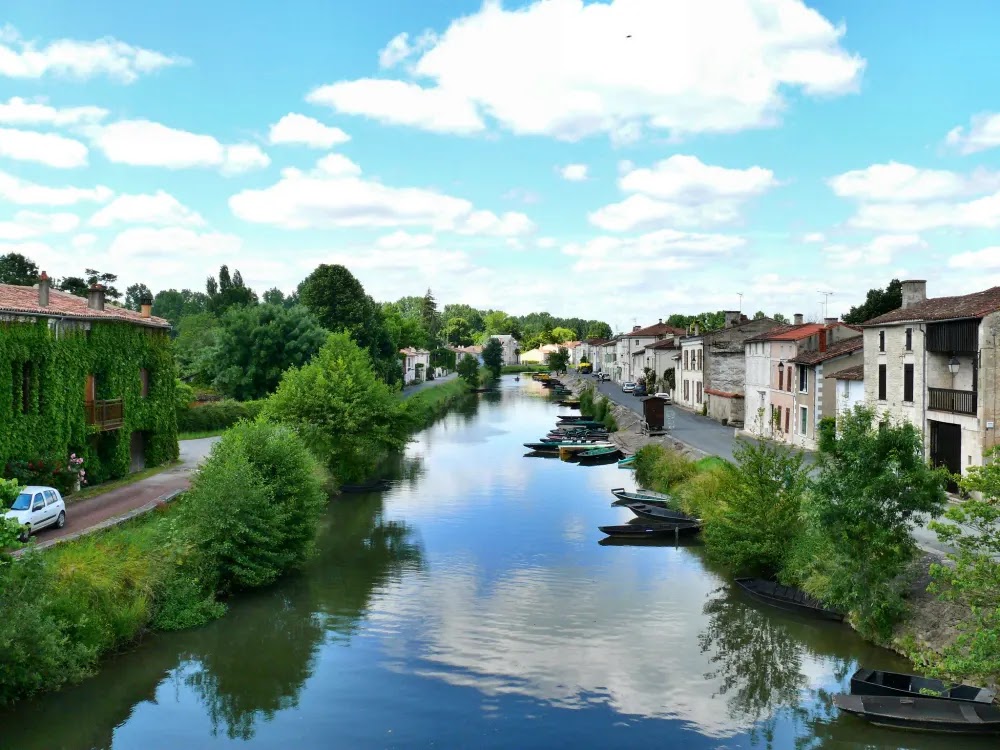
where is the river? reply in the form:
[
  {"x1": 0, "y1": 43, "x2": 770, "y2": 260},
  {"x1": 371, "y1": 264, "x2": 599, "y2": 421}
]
[{"x1": 2, "y1": 376, "x2": 992, "y2": 750}]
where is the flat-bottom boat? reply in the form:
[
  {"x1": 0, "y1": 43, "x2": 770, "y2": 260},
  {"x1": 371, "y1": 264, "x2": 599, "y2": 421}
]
[
  {"x1": 735, "y1": 578, "x2": 844, "y2": 622},
  {"x1": 610, "y1": 487, "x2": 675, "y2": 505},
  {"x1": 622, "y1": 501, "x2": 699, "y2": 524},
  {"x1": 833, "y1": 694, "x2": 1000, "y2": 735},
  {"x1": 577, "y1": 446, "x2": 622, "y2": 463},
  {"x1": 599, "y1": 522, "x2": 701, "y2": 539},
  {"x1": 617, "y1": 455, "x2": 636, "y2": 468},
  {"x1": 850, "y1": 668, "x2": 995, "y2": 704}
]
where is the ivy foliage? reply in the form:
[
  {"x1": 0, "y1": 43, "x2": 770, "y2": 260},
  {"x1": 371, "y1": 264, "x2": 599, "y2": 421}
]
[{"x1": 0, "y1": 318, "x2": 178, "y2": 485}]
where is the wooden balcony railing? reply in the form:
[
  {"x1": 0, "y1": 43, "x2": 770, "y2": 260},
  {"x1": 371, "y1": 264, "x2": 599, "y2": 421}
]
[
  {"x1": 85, "y1": 398, "x2": 124, "y2": 431},
  {"x1": 927, "y1": 388, "x2": 977, "y2": 416}
]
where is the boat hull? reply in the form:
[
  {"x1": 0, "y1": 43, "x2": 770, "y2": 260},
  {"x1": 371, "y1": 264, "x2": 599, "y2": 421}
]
[
  {"x1": 735, "y1": 578, "x2": 844, "y2": 622},
  {"x1": 850, "y1": 668, "x2": 995, "y2": 704},
  {"x1": 598, "y1": 522, "x2": 700, "y2": 539},
  {"x1": 623, "y1": 502, "x2": 700, "y2": 524},
  {"x1": 833, "y1": 694, "x2": 1000, "y2": 735}
]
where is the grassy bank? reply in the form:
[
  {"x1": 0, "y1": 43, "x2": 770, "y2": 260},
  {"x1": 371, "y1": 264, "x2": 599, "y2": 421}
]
[
  {"x1": 501, "y1": 364, "x2": 547, "y2": 374},
  {"x1": 400, "y1": 377, "x2": 473, "y2": 431}
]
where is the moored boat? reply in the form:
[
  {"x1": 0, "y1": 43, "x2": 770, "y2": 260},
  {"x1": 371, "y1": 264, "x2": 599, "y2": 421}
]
[
  {"x1": 557, "y1": 442, "x2": 614, "y2": 454},
  {"x1": 850, "y1": 668, "x2": 995, "y2": 704},
  {"x1": 833, "y1": 694, "x2": 1000, "y2": 735},
  {"x1": 598, "y1": 521, "x2": 701, "y2": 539},
  {"x1": 557, "y1": 414, "x2": 593, "y2": 421},
  {"x1": 617, "y1": 455, "x2": 636, "y2": 467},
  {"x1": 610, "y1": 487, "x2": 674, "y2": 505},
  {"x1": 735, "y1": 578, "x2": 844, "y2": 622},
  {"x1": 622, "y1": 501, "x2": 698, "y2": 524}
]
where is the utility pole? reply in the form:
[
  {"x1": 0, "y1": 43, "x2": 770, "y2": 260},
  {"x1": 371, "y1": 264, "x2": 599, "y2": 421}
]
[
  {"x1": 818, "y1": 291, "x2": 834, "y2": 320},
  {"x1": 737, "y1": 292, "x2": 743, "y2": 316}
]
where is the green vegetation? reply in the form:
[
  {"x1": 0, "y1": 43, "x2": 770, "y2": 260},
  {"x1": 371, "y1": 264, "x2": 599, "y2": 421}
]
[
  {"x1": 501, "y1": 364, "x2": 546, "y2": 374},
  {"x1": 545, "y1": 346, "x2": 570, "y2": 373},
  {"x1": 400, "y1": 378, "x2": 472, "y2": 432},
  {"x1": 0, "y1": 252, "x2": 40, "y2": 286},
  {"x1": 176, "y1": 399, "x2": 265, "y2": 434},
  {"x1": 456, "y1": 354, "x2": 481, "y2": 388},
  {"x1": 482, "y1": 338, "x2": 504, "y2": 379},
  {"x1": 842, "y1": 279, "x2": 902, "y2": 325}
]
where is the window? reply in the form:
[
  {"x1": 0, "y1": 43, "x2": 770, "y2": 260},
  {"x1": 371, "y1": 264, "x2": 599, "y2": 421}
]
[
  {"x1": 778, "y1": 368, "x2": 784, "y2": 391},
  {"x1": 776, "y1": 405, "x2": 782, "y2": 432},
  {"x1": 879, "y1": 330, "x2": 885, "y2": 352},
  {"x1": 800, "y1": 406, "x2": 808, "y2": 435},
  {"x1": 798, "y1": 365, "x2": 808, "y2": 393},
  {"x1": 878, "y1": 364, "x2": 887, "y2": 400},
  {"x1": 905, "y1": 328, "x2": 912, "y2": 351},
  {"x1": 903, "y1": 363, "x2": 914, "y2": 402},
  {"x1": 684, "y1": 351, "x2": 689, "y2": 369},
  {"x1": 684, "y1": 380, "x2": 690, "y2": 400},
  {"x1": 140, "y1": 368, "x2": 150, "y2": 398},
  {"x1": 785, "y1": 408, "x2": 790, "y2": 434},
  {"x1": 44, "y1": 490, "x2": 57, "y2": 506},
  {"x1": 697, "y1": 382, "x2": 703, "y2": 403}
]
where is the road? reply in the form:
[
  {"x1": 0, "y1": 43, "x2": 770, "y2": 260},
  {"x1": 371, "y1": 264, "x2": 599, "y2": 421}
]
[{"x1": 401, "y1": 372, "x2": 457, "y2": 396}]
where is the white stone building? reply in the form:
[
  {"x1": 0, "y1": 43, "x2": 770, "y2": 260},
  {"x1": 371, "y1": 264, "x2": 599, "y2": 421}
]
[
  {"x1": 612, "y1": 321, "x2": 685, "y2": 383},
  {"x1": 825, "y1": 364, "x2": 865, "y2": 423},
  {"x1": 490, "y1": 334, "x2": 520, "y2": 365},
  {"x1": 679, "y1": 335, "x2": 704, "y2": 411},
  {"x1": 400, "y1": 347, "x2": 431, "y2": 383}
]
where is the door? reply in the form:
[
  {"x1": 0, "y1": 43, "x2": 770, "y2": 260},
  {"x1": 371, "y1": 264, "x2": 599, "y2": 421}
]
[
  {"x1": 130, "y1": 431, "x2": 146, "y2": 473},
  {"x1": 29, "y1": 492, "x2": 48, "y2": 530},
  {"x1": 930, "y1": 421, "x2": 962, "y2": 492}
]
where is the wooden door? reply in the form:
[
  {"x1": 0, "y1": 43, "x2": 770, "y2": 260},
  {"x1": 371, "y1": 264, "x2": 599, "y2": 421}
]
[{"x1": 930, "y1": 421, "x2": 961, "y2": 492}]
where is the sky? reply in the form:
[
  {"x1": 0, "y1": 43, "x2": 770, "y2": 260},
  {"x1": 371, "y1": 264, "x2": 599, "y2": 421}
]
[{"x1": 1, "y1": 0, "x2": 999, "y2": 332}]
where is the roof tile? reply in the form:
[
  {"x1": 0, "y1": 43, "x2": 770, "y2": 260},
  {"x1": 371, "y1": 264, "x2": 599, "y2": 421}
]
[
  {"x1": 788, "y1": 336, "x2": 863, "y2": 365},
  {"x1": 0, "y1": 283, "x2": 170, "y2": 328},
  {"x1": 864, "y1": 286, "x2": 1000, "y2": 325}
]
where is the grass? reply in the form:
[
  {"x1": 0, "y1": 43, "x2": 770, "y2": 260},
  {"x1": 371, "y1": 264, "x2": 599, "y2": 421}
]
[
  {"x1": 179, "y1": 429, "x2": 227, "y2": 441},
  {"x1": 401, "y1": 378, "x2": 472, "y2": 431},
  {"x1": 67, "y1": 461, "x2": 181, "y2": 504}
]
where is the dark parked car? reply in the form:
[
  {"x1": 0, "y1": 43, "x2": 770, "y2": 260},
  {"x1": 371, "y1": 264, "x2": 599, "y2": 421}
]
[{"x1": 632, "y1": 384, "x2": 648, "y2": 397}]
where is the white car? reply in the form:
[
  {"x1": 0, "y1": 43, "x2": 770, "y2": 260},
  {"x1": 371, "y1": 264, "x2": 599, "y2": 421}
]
[
  {"x1": 622, "y1": 382, "x2": 636, "y2": 393},
  {"x1": 654, "y1": 392, "x2": 673, "y2": 403},
  {"x1": 5, "y1": 485, "x2": 66, "y2": 540}
]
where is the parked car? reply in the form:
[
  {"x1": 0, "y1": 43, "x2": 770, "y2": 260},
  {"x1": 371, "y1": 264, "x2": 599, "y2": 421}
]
[
  {"x1": 633, "y1": 384, "x2": 648, "y2": 397},
  {"x1": 4, "y1": 485, "x2": 66, "y2": 540},
  {"x1": 622, "y1": 382, "x2": 636, "y2": 393},
  {"x1": 654, "y1": 392, "x2": 673, "y2": 403},
  {"x1": 599, "y1": 373, "x2": 610, "y2": 382}
]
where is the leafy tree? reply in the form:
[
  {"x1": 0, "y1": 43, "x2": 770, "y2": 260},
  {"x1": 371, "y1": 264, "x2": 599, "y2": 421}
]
[
  {"x1": 923, "y1": 448, "x2": 1000, "y2": 682},
  {"x1": 585, "y1": 321, "x2": 612, "y2": 339},
  {"x1": 382, "y1": 302, "x2": 433, "y2": 351},
  {"x1": 803, "y1": 405, "x2": 948, "y2": 638},
  {"x1": 262, "y1": 332, "x2": 408, "y2": 481},
  {"x1": 550, "y1": 326, "x2": 576, "y2": 343},
  {"x1": 456, "y1": 354, "x2": 480, "y2": 388},
  {"x1": 665, "y1": 314, "x2": 691, "y2": 328},
  {"x1": 0, "y1": 479, "x2": 24, "y2": 559},
  {"x1": 152, "y1": 288, "x2": 211, "y2": 329},
  {"x1": 57, "y1": 276, "x2": 89, "y2": 297},
  {"x1": 546, "y1": 346, "x2": 570, "y2": 373},
  {"x1": 443, "y1": 303, "x2": 484, "y2": 333},
  {"x1": 206, "y1": 265, "x2": 258, "y2": 314},
  {"x1": 174, "y1": 313, "x2": 222, "y2": 383},
  {"x1": 84, "y1": 268, "x2": 121, "y2": 300},
  {"x1": 642, "y1": 366, "x2": 656, "y2": 390},
  {"x1": 420, "y1": 288, "x2": 440, "y2": 340},
  {"x1": 262, "y1": 288, "x2": 285, "y2": 306},
  {"x1": 210, "y1": 304, "x2": 328, "y2": 400},
  {"x1": 298, "y1": 264, "x2": 400, "y2": 385},
  {"x1": 482, "y1": 338, "x2": 504, "y2": 378},
  {"x1": 482, "y1": 310, "x2": 521, "y2": 341},
  {"x1": 704, "y1": 440, "x2": 809, "y2": 575},
  {"x1": 842, "y1": 279, "x2": 902, "y2": 324},
  {"x1": 662, "y1": 368, "x2": 675, "y2": 393},
  {"x1": 753, "y1": 310, "x2": 767, "y2": 320},
  {"x1": 123, "y1": 283, "x2": 152, "y2": 312},
  {"x1": 0, "y1": 253, "x2": 39, "y2": 286},
  {"x1": 443, "y1": 316, "x2": 474, "y2": 346},
  {"x1": 773, "y1": 313, "x2": 790, "y2": 324}
]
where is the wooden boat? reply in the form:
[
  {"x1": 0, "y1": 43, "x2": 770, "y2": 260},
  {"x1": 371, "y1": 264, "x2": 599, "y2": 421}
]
[
  {"x1": 558, "y1": 414, "x2": 593, "y2": 421},
  {"x1": 850, "y1": 668, "x2": 995, "y2": 704},
  {"x1": 833, "y1": 694, "x2": 1000, "y2": 735},
  {"x1": 617, "y1": 455, "x2": 636, "y2": 468},
  {"x1": 578, "y1": 445, "x2": 621, "y2": 459},
  {"x1": 610, "y1": 487, "x2": 676, "y2": 505},
  {"x1": 735, "y1": 578, "x2": 844, "y2": 622},
  {"x1": 622, "y1": 502, "x2": 699, "y2": 524},
  {"x1": 557, "y1": 420, "x2": 605, "y2": 429},
  {"x1": 541, "y1": 436, "x2": 609, "y2": 444},
  {"x1": 523, "y1": 443, "x2": 561, "y2": 454},
  {"x1": 598, "y1": 522, "x2": 701, "y2": 539},
  {"x1": 557, "y1": 442, "x2": 614, "y2": 454},
  {"x1": 339, "y1": 479, "x2": 391, "y2": 493},
  {"x1": 558, "y1": 400, "x2": 581, "y2": 407}
]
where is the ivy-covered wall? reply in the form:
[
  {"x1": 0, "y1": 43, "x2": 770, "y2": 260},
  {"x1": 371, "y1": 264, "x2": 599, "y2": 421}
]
[{"x1": 0, "y1": 317, "x2": 179, "y2": 485}]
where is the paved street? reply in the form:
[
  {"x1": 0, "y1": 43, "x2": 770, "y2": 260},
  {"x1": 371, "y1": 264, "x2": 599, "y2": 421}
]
[{"x1": 401, "y1": 372, "x2": 457, "y2": 397}]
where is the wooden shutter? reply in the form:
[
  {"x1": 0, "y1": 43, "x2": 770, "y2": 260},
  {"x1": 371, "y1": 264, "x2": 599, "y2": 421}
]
[
  {"x1": 903, "y1": 364, "x2": 914, "y2": 402},
  {"x1": 878, "y1": 364, "x2": 887, "y2": 400}
]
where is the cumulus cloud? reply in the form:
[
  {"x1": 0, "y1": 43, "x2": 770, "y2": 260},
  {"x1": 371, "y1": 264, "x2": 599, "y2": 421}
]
[
  {"x1": 0, "y1": 210, "x2": 79, "y2": 240},
  {"x1": 0, "y1": 126, "x2": 88, "y2": 167},
  {"x1": 0, "y1": 169, "x2": 111, "y2": 205},
  {"x1": 802, "y1": 232, "x2": 826, "y2": 243},
  {"x1": 948, "y1": 246, "x2": 1000, "y2": 269},
  {"x1": 89, "y1": 190, "x2": 204, "y2": 227},
  {"x1": 91, "y1": 119, "x2": 270, "y2": 174},
  {"x1": 314, "y1": 153, "x2": 361, "y2": 177},
  {"x1": 564, "y1": 228, "x2": 745, "y2": 272},
  {"x1": 559, "y1": 164, "x2": 588, "y2": 181},
  {"x1": 0, "y1": 25, "x2": 186, "y2": 83},
  {"x1": 828, "y1": 162, "x2": 979, "y2": 202},
  {"x1": 0, "y1": 96, "x2": 107, "y2": 126},
  {"x1": 945, "y1": 113, "x2": 1000, "y2": 155},
  {"x1": 108, "y1": 226, "x2": 242, "y2": 260},
  {"x1": 590, "y1": 155, "x2": 776, "y2": 231},
  {"x1": 376, "y1": 231, "x2": 436, "y2": 249},
  {"x1": 268, "y1": 113, "x2": 350, "y2": 148},
  {"x1": 313, "y1": 0, "x2": 863, "y2": 140},
  {"x1": 824, "y1": 234, "x2": 926, "y2": 266}
]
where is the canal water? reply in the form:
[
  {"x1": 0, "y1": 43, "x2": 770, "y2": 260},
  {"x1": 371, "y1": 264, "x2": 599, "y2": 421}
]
[{"x1": 2, "y1": 376, "x2": 992, "y2": 750}]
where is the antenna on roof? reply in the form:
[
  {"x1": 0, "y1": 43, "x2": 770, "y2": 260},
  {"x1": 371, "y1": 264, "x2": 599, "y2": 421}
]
[
  {"x1": 737, "y1": 292, "x2": 743, "y2": 316},
  {"x1": 818, "y1": 291, "x2": 834, "y2": 320}
]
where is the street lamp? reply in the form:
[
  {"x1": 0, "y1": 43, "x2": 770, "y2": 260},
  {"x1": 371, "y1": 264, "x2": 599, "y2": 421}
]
[{"x1": 948, "y1": 356, "x2": 960, "y2": 375}]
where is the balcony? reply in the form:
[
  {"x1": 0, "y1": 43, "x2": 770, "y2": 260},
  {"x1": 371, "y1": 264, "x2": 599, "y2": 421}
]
[
  {"x1": 85, "y1": 399, "x2": 125, "y2": 431},
  {"x1": 927, "y1": 388, "x2": 977, "y2": 416}
]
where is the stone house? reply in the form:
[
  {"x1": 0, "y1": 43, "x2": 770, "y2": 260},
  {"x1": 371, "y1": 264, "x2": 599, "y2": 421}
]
[
  {"x1": 786, "y1": 336, "x2": 864, "y2": 450},
  {"x1": 678, "y1": 334, "x2": 704, "y2": 411},
  {"x1": 449, "y1": 344, "x2": 483, "y2": 365},
  {"x1": 401, "y1": 347, "x2": 431, "y2": 383},
  {"x1": 825, "y1": 364, "x2": 865, "y2": 423},
  {"x1": 489, "y1": 334, "x2": 520, "y2": 365},
  {"x1": 576, "y1": 338, "x2": 609, "y2": 370},
  {"x1": 0, "y1": 276, "x2": 178, "y2": 483},
  {"x1": 643, "y1": 339, "x2": 679, "y2": 394},
  {"x1": 598, "y1": 338, "x2": 618, "y2": 376},
  {"x1": 862, "y1": 280, "x2": 1000, "y2": 486},
  {"x1": 701, "y1": 313, "x2": 781, "y2": 426},
  {"x1": 613, "y1": 321, "x2": 685, "y2": 383}
]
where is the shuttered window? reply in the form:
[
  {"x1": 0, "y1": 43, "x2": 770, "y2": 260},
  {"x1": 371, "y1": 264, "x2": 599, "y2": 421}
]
[
  {"x1": 878, "y1": 364, "x2": 887, "y2": 401},
  {"x1": 903, "y1": 363, "x2": 914, "y2": 402}
]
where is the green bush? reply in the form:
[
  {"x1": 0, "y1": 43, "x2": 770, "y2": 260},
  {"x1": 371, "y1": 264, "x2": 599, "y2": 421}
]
[
  {"x1": 676, "y1": 463, "x2": 737, "y2": 521},
  {"x1": 817, "y1": 416, "x2": 837, "y2": 453},
  {"x1": 176, "y1": 399, "x2": 265, "y2": 433},
  {"x1": 634, "y1": 445, "x2": 696, "y2": 493},
  {"x1": 401, "y1": 378, "x2": 471, "y2": 432}
]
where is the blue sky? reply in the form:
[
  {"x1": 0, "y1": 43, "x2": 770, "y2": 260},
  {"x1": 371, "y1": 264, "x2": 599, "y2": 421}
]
[{"x1": 1, "y1": 0, "x2": 999, "y2": 330}]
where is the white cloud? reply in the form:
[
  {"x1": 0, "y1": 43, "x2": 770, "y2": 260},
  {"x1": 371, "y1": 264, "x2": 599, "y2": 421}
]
[
  {"x1": 564, "y1": 228, "x2": 744, "y2": 272},
  {"x1": 314, "y1": 153, "x2": 361, "y2": 177},
  {"x1": 559, "y1": 163, "x2": 588, "y2": 181},
  {"x1": 0, "y1": 170, "x2": 111, "y2": 205},
  {"x1": 948, "y1": 246, "x2": 1000, "y2": 270},
  {"x1": 92, "y1": 119, "x2": 270, "y2": 174},
  {"x1": 945, "y1": 113, "x2": 1000, "y2": 155},
  {"x1": 71, "y1": 233, "x2": 97, "y2": 249},
  {"x1": 0, "y1": 127, "x2": 88, "y2": 167},
  {"x1": 849, "y1": 192, "x2": 1000, "y2": 232},
  {"x1": 455, "y1": 210, "x2": 535, "y2": 237},
  {"x1": 108, "y1": 226, "x2": 242, "y2": 260},
  {"x1": 0, "y1": 25, "x2": 186, "y2": 83},
  {"x1": 824, "y1": 234, "x2": 926, "y2": 266},
  {"x1": 0, "y1": 96, "x2": 107, "y2": 126},
  {"x1": 0, "y1": 210, "x2": 79, "y2": 240},
  {"x1": 802, "y1": 232, "x2": 825, "y2": 243},
  {"x1": 536, "y1": 237, "x2": 557, "y2": 249},
  {"x1": 828, "y1": 162, "x2": 974, "y2": 202},
  {"x1": 268, "y1": 113, "x2": 350, "y2": 148},
  {"x1": 307, "y1": 79, "x2": 486, "y2": 135},
  {"x1": 319, "y1": 0, "x2": 863, "y2": 139},
  {"x1": 379, "y1": 32, "x2": 412, "y2": 68},
  {"x1": 376, "y1": 231, "x2": 436, "y2": 249},
  {"x1": 89, "y1": 190, "x2": 204, "y2": 227}
]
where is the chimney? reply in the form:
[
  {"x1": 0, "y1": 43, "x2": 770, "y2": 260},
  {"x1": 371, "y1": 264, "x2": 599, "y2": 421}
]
[
  {"x1": 824, "y1": 317, "x2": 838, "y2": 326},
  {"x1": 658, "y1": 318, "x2": 663, "y2": 325},
  {"x1": 793, "y1": 313, "x2": 804, "y2": 325},
  {"x1": 901, "y1": 280, "x2": 927, "y2": 309},
  {"x1": 37, "y1": 271, "x2": 50, "y2": 307},
  {"x1": 724, "y1": 310, "x2": 741, "y2": 328},
  {"x1": 693, "y1": 321, "x2": 700, "y2": 336},
  {"x1": 819, "y1": 329, "x2": 827, "y2": 353},
  {"x1": 87, "y1": 283, "x2": 105, "y2": 312},
  {"x1": 632, "y1": 325, "x2": 641, "y2": 332},
  {"x1": 140, "y1": 293, "x2": 153, "y2": 319}
]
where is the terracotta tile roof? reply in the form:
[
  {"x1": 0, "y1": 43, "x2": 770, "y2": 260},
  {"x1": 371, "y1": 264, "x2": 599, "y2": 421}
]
[
  {"x1": 705, "y1": 387, "x2": 743, "y2": 399},
  {"x1": 644, "y1": 339, "x2": 678, "y2": 350},
  {"x1": 622, "y1": 322, "x2": 686, "y2": 338},
  {"x1": 826, "y1": 363, "x2": 864, "y2": 381},
  {"x1": 745, "y1": 323, "x2": 827, "y2": 343},
  {"x1": 864, "y1": 286, "x2": 1000, "y2": 325},
  {"x1": 788, "y1": 336, "x2": 863, "y2": 365},
  {"x1": 585, "y1": 338, "x2": 609, "y2": 345},
  {"x1": 0, "y1": 283, "x2": 170, "y2": 329},
  {"x1": 400, "y1": 347, "x2": 430, "y2": 356}
]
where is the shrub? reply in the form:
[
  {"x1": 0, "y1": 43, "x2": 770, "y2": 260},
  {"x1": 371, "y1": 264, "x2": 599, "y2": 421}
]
[
  {"x1": 817, "y1": 416, "x2": 837, "y2": 453},
  {"x1": 634, "y1": 445, "x2": 695, "y2": 493},
  {"x1": 676, "y1": 463, "x2": 737, "y2": 521},
  {"x1": 176, "y1": 399, "x2": 265, "y2": 433}
]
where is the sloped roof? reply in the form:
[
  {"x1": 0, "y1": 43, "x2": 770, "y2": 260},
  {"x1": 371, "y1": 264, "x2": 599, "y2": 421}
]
[
  {"x1": 644, "y1": 339, "x2": 678, "y2": 350},
  {"x1": 745, "y1": 323, "x2": 826, "y2": 343},
  {"x1": 0, "y1": 283, "x2": 170, "y2": 329},
  {"x1": 788, "y1": 336, "x2": 863, "y2": 366},
  {"x1": 400, "y1": 347, "x2": 430, "y2": 356},
  {"x1": 622, "y1": 321, "x2": 686, "y2": 338},
  {"x1": 864, "y1": 286, "x2": 1000, "y2": 325},
  {"x1": 826, "y1": 363, "x2": 864, "y2": 381}
]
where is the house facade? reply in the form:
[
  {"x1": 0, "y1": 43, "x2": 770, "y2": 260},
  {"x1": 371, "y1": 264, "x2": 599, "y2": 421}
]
[
  {"x1": 449, "y1": 344, "x2": 483, "y2": 364},
  {"x1": 786, "y1": 334, "x2": 864, "y2": 450},
  {"x1": 862, "y1": 280, "x2": 1000, "y2": 484},
  {"x1": 401, "y1": 347, "x2": 431, "y2": 383},
  {"x1": 490, "y1": 334, "x2": 520, "y2": 365},
  {"x1": 643, "y1": 339, "x2": 679, "y2": 395},
  {"x1": 612, "y1": 321, "x2": 684, "y2": 383},
  {"x1": 826, "y1": 364, "x2": 865, "y2": 423},
  {"x1": 0, "y1": 277, "x2": 178, "y2": 486},
  {"x1": 678, "y1": 335, "x2": 704, "y2": 411},
  {"x1": 701, "y1": 313, "x2": 781, "y2": 426}
]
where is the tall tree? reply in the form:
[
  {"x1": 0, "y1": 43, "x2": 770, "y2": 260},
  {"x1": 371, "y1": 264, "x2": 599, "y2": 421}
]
[
  {"x1": 456, "y1": 354, "x2": 480, "y2": 388},
  {"x1": 57, "y1": 276, "x2": 89, "y2": 297},
  {"x1": 442, "y1": 303, "x2": 484, "y2": 333},
  {"x1": 773, "y1": 313, "x2": 789, "y2": 324},
  {"x1": 842, "y1": 279, "x2": 903, "y2": 324},
  {"x1": 585, "y1": 321, "x2": 612, "y2": 339},
  {"x1": 124, "y1": 283, "x2": 153, "y2": 312},
  {"x1": 84, "y1": 269, "x2": 121, "y2": 300},
  {"x1": 262, "y1": 288, "x2": 285, "y2": 306},
  {"x1": 443, "y1": 317, "x2": 474, "y2": 346},
  {"x1": 482, "y1": 310, "x2": 521, "y2": 341},
  {"x1": 298, "y1": 264, "x2": 400, "y2": 385},
  {"x1": 549, "y1": 326, "x2": 576, "y2": 343},
  {"x1": 545, "y1": 346, "x2": 570, "y2": 373},
  {"x1": 753, "y1": 310, "x2": 767, "y2": 320},
  {"x1": 206, "y1": 265, "x2": 257, "y2": 314},
  {"x1": 0, "y1": 253, "x2": 39, "y2": 286},
  {"x1": 482, "y1": 338, "x2": 504, "y2": 378},
  {"x1": 420, "y1": 288, "x2": 440, "y2": 340}
]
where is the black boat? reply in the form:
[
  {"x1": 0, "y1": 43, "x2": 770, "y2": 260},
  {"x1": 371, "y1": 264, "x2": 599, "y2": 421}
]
[
  {"x1": 558, "y1": 414, "x2": 593, "y2": 421},
  {"x1": 850, "y1": 668, "x2": 996, "y2": 704},
  {"x1": 599, "y1": 521, "x2": 701, "y2": 539},
  {"x1": 339, "y1": 479, "x2": 391, "y2": 493},
  {"x1": 735, "y1": 578, "x2": 844, "y2": 622},
  {"x1": 833, "y1": 694, "x2": 1000, "y2": 735},
  {"x1": 557, "y1": 400, "x2": 581, "y2": 407},
  {"x1": 622, "y1": 501, "x2": 699, "y2": 524}
]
